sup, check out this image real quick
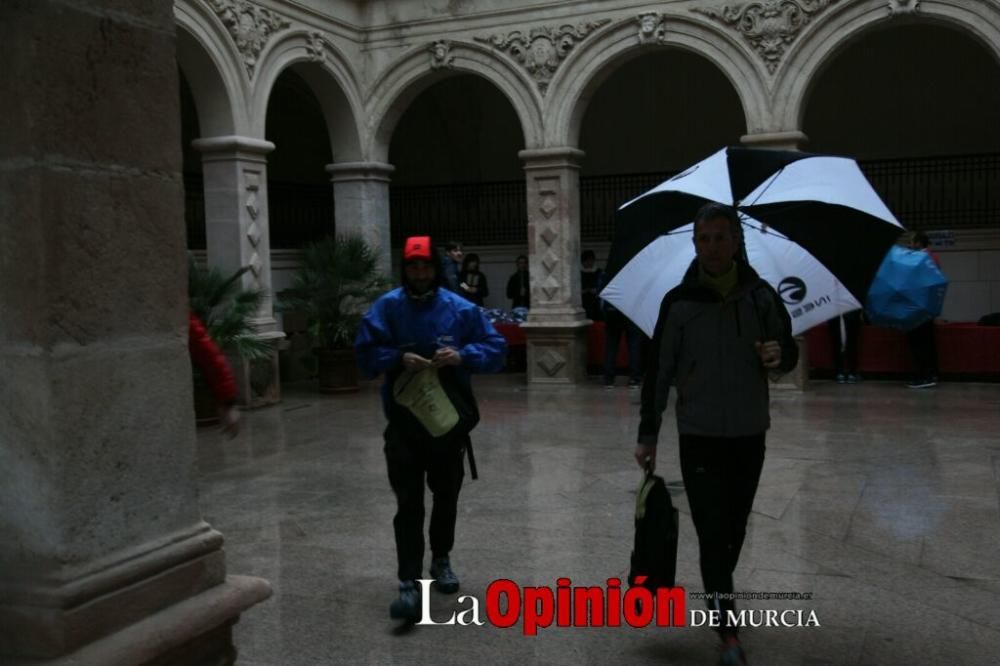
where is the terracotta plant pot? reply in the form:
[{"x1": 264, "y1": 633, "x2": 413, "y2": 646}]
[{"x1": 316, "y1": 348, "x2": 360, "y2": 393}]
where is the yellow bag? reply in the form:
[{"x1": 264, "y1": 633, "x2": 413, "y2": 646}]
[{"x1": 392, "y1": 367, "x2": 460, "y2": 437}]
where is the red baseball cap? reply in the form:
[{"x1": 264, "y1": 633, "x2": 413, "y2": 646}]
[{"x1": 404, "y1": 236, "x2": 433, "y2": 261}]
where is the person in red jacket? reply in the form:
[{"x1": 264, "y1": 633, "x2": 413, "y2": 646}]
[{"x1": 189, "y1": 312, "x2": 240, "y2": 436}]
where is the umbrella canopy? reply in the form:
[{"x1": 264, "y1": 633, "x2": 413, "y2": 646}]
[
  {"x1": 865, "y1": 245, "x2": 948, "y2": 331},
  {"x1": 601, "y1": 146, "x2": 905, "y2": 336}
]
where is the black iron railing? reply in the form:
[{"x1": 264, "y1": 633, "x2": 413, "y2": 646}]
[
  {"x1": 184, "y1": 153, "x2": 1000, "y2": 250},
  {"x1": 388, "y1": 180, "x2": 528, "y2": 246},
  {"x1": 860, "y1": 152, "x2": 1000, "y2": 230},
  {"x1": 183, "y1": 176, "x2": 333, "y2": 250}
]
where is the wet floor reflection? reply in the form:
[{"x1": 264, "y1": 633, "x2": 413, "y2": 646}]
[{"x1": 196, "y1": 376, "x2": 1000, "y2": 665}]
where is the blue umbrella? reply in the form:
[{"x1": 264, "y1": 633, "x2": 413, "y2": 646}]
[{"x1": 865, "y1": 246, "x2": 948, "y2": 331}]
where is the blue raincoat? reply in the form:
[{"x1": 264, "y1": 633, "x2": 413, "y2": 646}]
[{"x1": 355, "y1": 287, "x2": 507, "y2": 420}]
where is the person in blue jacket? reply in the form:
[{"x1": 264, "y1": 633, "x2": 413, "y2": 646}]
[{"x1": 356, "y1": 235, "x2": 506, "y2": 623}]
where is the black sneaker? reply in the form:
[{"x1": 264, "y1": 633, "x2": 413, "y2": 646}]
[
  {"x1": 389, "y1": 580, "x2": 421, "y2": 622},
  {"x1": 906, "y1": 379, "x2": 936, "y2": 389},
  {"x1": 846, "y1": 373, "x2": 859, "y2": 384},
  {"x1": 627, "y1": 378, "x2": 641, "y2": 389},
  {"x1": 430, "y1": 557, "x2": 460, "y2": 594},
  {"x1": 602, "y1": 377, "x2": 615, "y2": 389},
  {"x1": 835, "y1": 373, "x2": 846, "y2": 384}
]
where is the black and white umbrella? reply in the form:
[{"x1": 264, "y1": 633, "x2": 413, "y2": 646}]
[{"x1": 600, "y1": 146, "x2": 905, "y2": 336}]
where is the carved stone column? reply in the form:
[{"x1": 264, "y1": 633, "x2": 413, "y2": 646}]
[
  {"x1": 519, "y1": 148, "x2": 590, "y2": 384},
  {"x1": 742, "y1": 130, "x2": 810, "y2": 390},
  {"x1": 326, "y1": 161, "x2": 396, "y2": 276},
  {"x1": 193, "y1": 135, "x2": 283, "y2": 407},
  {"x1": 0, "y1": 1, "x2": 269, "y2": 663}
]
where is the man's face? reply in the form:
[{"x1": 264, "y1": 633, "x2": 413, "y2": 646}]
[
  {"x1": 516, "y1": 258, "x2": 528, "y2": 272},
  {"x1": 448, "y1": 247, "x2": 463, "y2": 263},
  {"x1": 404, "y1": 260, "x2": 436, "y2": 294},
  {"x1": 693, "y1": 216, "x2": 739, "y2": 276}
]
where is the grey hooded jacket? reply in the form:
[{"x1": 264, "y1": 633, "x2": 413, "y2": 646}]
[{"x1": 637, "y1": 259, "x2": 798, "y2": 444}]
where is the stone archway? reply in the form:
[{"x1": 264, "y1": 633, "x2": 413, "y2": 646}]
[
  {"x1": 174, "y1": 0, "x2": 246, "y2": 136},
  {"x1": 796, "y1": 8, "x2": 1000, "y2": 323},
  {"x1": 546, "y1": 13, "x2": 765, "y2": 149},
  {"x1": 250, "y1": 31, "x2": 364, "y2": 163},
  {"x1": 367, "y1": 40, "x2": 542, "y2": 162},
  {"x1": 775, "y1": 0, "x2": 1000, "y2": 132}
]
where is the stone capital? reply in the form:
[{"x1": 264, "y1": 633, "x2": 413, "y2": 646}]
[
  {"x1": 519, "y1": 147, "x2": 586, "y2": 170},
  {"x1": 325, "y1": 161, "x2": 396, "y2": 183},
  {"x1": 740, "y1": 130, "x2": 810, "y2": 151},
  {"x1": 192, "y1": 135, "x2": 276, "y2": 162}
]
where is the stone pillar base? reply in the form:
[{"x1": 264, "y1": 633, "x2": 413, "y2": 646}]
[
  {"x1": 8, "y1": 576, "x2": 270, "y2": 666},
  {"x1": 522, "y1": 322, "x2": 590, "y2": 384},
  {"x1": 770, "y1": 336, "x2": 808, "y2": 391}
]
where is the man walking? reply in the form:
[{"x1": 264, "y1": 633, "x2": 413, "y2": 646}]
[
  {"x1": 356, "y1": 236, "x2": 506, "y2": 622},
  {"x1": 634, "y1": 204, "x2": 798, "y2": 665}
]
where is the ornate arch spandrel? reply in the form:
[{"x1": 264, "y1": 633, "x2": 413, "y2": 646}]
[
  {"x1": 365, "y1": 40, "x2": 544, "y2": 163},
  {"x1": 774, "y1": 0, "x2": 1000, "y2": 131},
  {"x1": 544, "y1": 12, "x2": 770, "y2": 148}
]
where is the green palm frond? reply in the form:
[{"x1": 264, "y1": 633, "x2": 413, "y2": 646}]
[
  {"x1": 188, "y1": 252, "x2": 272, "y2": 361},
  {"x1": 278, "y1": 234, "x2": 390, "y2": 350}
]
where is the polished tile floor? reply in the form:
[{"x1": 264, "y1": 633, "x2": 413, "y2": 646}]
[{"x1": 196, "y1": 376, "x2": 1000, "y2": 665}]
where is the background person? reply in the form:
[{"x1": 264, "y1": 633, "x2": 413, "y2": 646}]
[
  {"x1": 506, "y1": 254, "x2": 530, "y2": 309},
  {"x1": 189, "y1": 312, "x2": 240, "y2": 437},
  {"x1": 905, "y1": 231, "x2": 941, "y2": 388},
  {"x1": 634, "y1": 203, "x2": 798, "y2": 666},
  {"x1": 441, "y1": 240, "x2": 463, "y2": 293},
  {"x1": 458, "y1": 252, "x2": 489, "y2": 306},
  {"x1": 827, "y1": 310, "x2": 863, "y2": 383},
  {"x1": 580, "y1": 249, "x2": 604, "y2": 321}
]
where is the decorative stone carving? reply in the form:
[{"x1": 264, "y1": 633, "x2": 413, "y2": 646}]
[
  {"x1": 307, "y1": 31, "x2": 327, "y2": 62},
  {"x1": 244, "y1": 171, "x2": 260, "y2": 220},
  {"x1": 475, "y1": 20, "x2": 611, "y2": 93},
  {"x1": 247, "y1": 221, "x2": 261, "y2": 247},
  {"x1": 691, "y1": 0, "x2": 839, "y2": 73},
  {"x1": 208, "y1": 0, "x2": 290, "y2": 77},
  {"x1": 429, "y1": 40, "x2": 455, "y2": 69},
  {"x1": 887, "y1": 0, "x2": 919, "y2": 16},
  {"x1": 537, "y1": 349, "x2": 567, "y2": 377},
  {"x1": 637, "y1": 12, "x2": 669, "y2": 45},
  {"x1": 249, "y1": 251, "x2": 262, "y2": 277}
]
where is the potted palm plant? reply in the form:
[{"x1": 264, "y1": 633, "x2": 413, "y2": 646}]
[
  {"x1": 279, "y1": 234, "x2": 388, "y2": 393},
  {"x1": 188, "y1": 253, "x2": 272, "y2": 421}
]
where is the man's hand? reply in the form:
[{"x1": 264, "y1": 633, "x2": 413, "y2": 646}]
[
  {"x1": 219, "y1": 405, "x2": 240, "y2": 439},
  {"x1": 402, "y1": 352, "x2": 432, "y2": 370},
  {"x1": 755, "y1": 340, "x2": 781, "y2": 368},
  {"x1": 431, "y1": 346, "x2": 462, "y2": 368},
  {"x1": 634, "y1": 444, "x2": 657, "y2": 471}
]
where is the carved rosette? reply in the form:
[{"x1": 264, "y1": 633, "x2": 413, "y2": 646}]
[
  {"x1": 208, "y1": 0, "x2": 290, "y2": 78},
  {"x1": 692, "y1": 0, "x2": 839, "y2": 73},
  {"x1": 429, "y1": 40, "x2": 456, "y2": 69},
  {"x1": 307, "y1": 31, "x2": 328, "y2": 62},
  {"x1": 887, "y1": 0, "x2": 919, "y2": 16},
  {"x1": 637, "y1": 12, "x2": 670, "y2": 45},
  {"x1": 474, "y1": 20, "x2": 611, "y2": 93}
]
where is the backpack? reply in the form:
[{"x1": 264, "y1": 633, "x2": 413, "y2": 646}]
[{"x1": 628, "y1": 471, "x2": 679, "y2": 591}]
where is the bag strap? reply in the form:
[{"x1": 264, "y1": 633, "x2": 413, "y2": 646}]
[{"x1": 466, "y1": 439, "x2": 478, "y2": 480}]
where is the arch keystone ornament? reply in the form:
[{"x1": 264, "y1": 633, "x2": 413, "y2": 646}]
[
  {"x1": 692, "y1": 0, "x2": 840, "y2": 73},
  {"x1": 307, "y1": 31, "x2": 329, "y2": 62},
  {"x1": 429, "y1": 40, "x2": 456, "y2": 69},
  {"x1": 637, "y1": 12, "x2": 670, "y2": 45},
  {"x1": 887, "y1": 0, "x2": 920, "y2": 17},
  {"x1": 207, "y1": 0, "x2": 290, "y2": 78},
  {"x1": 475, "y1": 20, "x2": 611, "y2": 93}
]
